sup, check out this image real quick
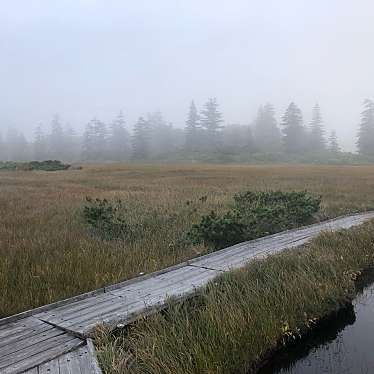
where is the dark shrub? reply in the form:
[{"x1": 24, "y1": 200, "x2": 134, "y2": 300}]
[
  {"x1": 83, "y1": 197, "x2": 133, "y2": 240},
  {"x1": 188, "y1": 191, "x2": 321, "y2": 250},
  {"x1": 0, "y1": 160, "x2": 70, "y2": 171},
  {"x1": 187, "y1": 210, "x2": 246, "y2": 249}
]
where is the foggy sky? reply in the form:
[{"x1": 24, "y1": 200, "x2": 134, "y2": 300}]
[{"x1": 1, "y1": 0, "x2": 374, "y2": 151}]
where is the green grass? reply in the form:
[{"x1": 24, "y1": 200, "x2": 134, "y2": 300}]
[{"x1": 95, "y1": 220, "x2": 374, "y2": 374}]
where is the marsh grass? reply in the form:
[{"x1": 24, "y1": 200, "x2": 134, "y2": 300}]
[
  {"x1": 95, "y1": 221, "x2": 374, "y2": 374},
  {"x1": 1, "y1": 164, "x2": 374, "y2": 317}
]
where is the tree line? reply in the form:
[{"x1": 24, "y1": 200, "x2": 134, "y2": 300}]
[{"x1": 1, "y1": 98, "x2": 374, "y2": 163}]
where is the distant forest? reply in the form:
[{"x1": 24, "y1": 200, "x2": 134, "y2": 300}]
[{"x1": 1, "y1": 99, "x2": 374, "y2": 164}]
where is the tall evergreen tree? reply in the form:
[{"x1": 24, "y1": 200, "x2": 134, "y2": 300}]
[
  {"x1": 309, "y1": 104, "x2": 326, "y2": 152},
  {"x1": 131, "y1": 117, "x2": 150, "y2": 160},
  {"x1": 147, "y1": 111, "x2": 173, "y2": 157},
  {"x1": 200, "y1": 98, "x2": 224, "y2": 149},
  {"x1": 33, "y1": 125, "x2": 48, "y2": 160},
  {"x1": 82, "y1": 118, "x2": 107, "y2": 160},
  {"x1": 254, "y1": 103, "x2": 281, "y2": 153},
  {"x1": 48, "y1": 115, "x2": 66, "y2": 160},
  {"x1": 280, "y1": 102, "x2": 306, "y2": 154},
  {"x1": 328, "y1": 130, "x2": 340, "y2": 154},
  {"x1": 357, "y1": 99, "x2": 374, "y2": 156},
  {"x1": 108, "y1": 111, "x2": 131, "y2": 160},
  {"x1": 64, "y1": 126, "x2": 80, "y2": 162},
  {"x1": 184, "y1": 101, "x2": 201, "y2": 151}
]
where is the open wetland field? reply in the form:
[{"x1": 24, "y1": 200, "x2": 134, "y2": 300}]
[{"x1": 1, "y1": 163, "x2": 374, "y2": 318}]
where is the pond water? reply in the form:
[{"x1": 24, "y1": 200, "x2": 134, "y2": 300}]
[{"x1": 259, "y1": 275, "x2": 374, "y2": 374}]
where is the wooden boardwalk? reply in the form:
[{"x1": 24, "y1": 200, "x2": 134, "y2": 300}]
[{"x1": 1, "y1": 211, "x2": 374, "y2": 373}]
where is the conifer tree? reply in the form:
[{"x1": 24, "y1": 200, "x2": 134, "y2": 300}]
[
  {"x1": 147, "y1": 111, "x2": 173, "y2": 157},
  {"x1": 200, "y1": 98, "x2": 224, "y2": 149},
  {"x1": 131, "y1": 117, "x2": 150, "y2": 160},
  {"x1": 357, "y1": 99, "x2": 374, "y2": 156},
  {"x1": 280, "y1": 102, "x2": 306, "y2": 154},
  {"x1": 82, "y1": 118, "x2": 107, "y2": 160},
  {"x1": 109, "y1": 111, "x2": 131, "y2": 160},
  {"x1": 48, "y1": 115, "x2": 66, "y2": 160},
  {"x1": 184, "y1": 101, "x2": 201, "y2": 151},
  {"x1": 309, "y1": 104, "x2": 326, "y2": 152},
  {"x1": 328, "y1": 130, "x2": 340, "y2": 154},
  {"x1": 254, "y1": 103, "x2": 281, "y2": 153},
  {"x1": 33, "y1": 125, "x2": 48, "y2": 160}
]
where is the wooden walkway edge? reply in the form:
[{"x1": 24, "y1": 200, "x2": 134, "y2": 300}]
[{"x1": 1, "y1": 211, "x2": 374, "y2": 373}]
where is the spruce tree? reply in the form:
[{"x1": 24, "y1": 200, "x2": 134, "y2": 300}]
[
  {"x1": 328, "y1": 130, "x2": 340, "y2": 154},
  {"x1": 254, "y1": 103, "x2": 281, "y2": 153},
  {"x1": 357, "y1": 99, "x2": 374, "y2": 156},
  {"x1": 64, "y1": 126, "x2": 80, "y2": 162},
  {"x1": 33, "y1": 125, "x2": 48, "y2": 161},
  {"x1": 109, "y1": 111, "x2": 131, "y2": 161},
  {"x1": 82, "y1": 118, "x2": 107, "y2": 160},
  {"x1": 184, "y1": 101, "x2": 201, "y2": 151},
  {"x1": 48, "y1": 115, "x2": 66, "y2": 160},
  {"x1": 147, "y1": 111, "x2": 173, "y2": 157},
  {"x1": 200, "y1": 98, "x2": 224, "y2": 149},
  {"x1": 309, "y1": 104, "x2": 326, "y2": 152},
  {"x1": 131, "y1": 117, "x2": 150, "y2": 160},
  {"x1": 280, "y1": 102, "x2": 306, "y2": 154}
]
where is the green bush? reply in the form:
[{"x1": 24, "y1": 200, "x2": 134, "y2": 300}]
[
  {"x1": 83, "y1": 197, "x2": 133, "y2": 240},
  {"x1": 0, "y1": 160, "x2": 70, "y2": 171},
  {"x1": 188, "y1": 191, "x2": 321, "y2": 249}
]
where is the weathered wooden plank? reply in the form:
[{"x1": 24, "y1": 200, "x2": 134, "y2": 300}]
[
  {"x1": 59, "y1": 349, "x2": 82, "y2": 374},
  {"x1": 20, "y1": 368, "x2": 38, "y2": 374},
  {"x1": 0, "y1": 323, "x2": 54, "y2": 349},
  {"x1": 21, "y1": 344, "x2": 103, "y2": 374},
  {"x1": 0, "y1": 328, "x2": 65, "y2": 357},
  {"x1": 39, "y1": 267, "x2": 219, "y2": 336},
  {"x1": 190, "y1": 213, "x2": 374, "y2": 271},
  {"x1": 35, "y1": 293, "x2": 121, "y2": 323},
  {"x1": 37, "y1": 356, "x2": 60, "y2": 374},
  {"x1": 57, "y1": 344, "x2": 102, "y2": 374},
  {"x1": 0, "y1": 318, "x2": 44, "y2": 340},
  {"x1": 86, "y1": 339, "x2": 103, "y2": 374},
  {"x1": 0, "y1": 334, "x2": 84, "y2": 374}
]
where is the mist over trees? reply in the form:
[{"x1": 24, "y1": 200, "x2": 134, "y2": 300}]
[
  {"x1": 357, "y1": 99, "x2": 374, "y2": 157},
  {"x1": 1, "y1": 98, "x2": 374, "y2": 164},
  {"x1": 254, "y1": 104, "x2": 281, "y2": 153}
]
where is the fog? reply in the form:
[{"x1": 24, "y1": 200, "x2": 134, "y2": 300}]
[{"x1": 1, "y1": 0, "x2": 374, "y2": 152}]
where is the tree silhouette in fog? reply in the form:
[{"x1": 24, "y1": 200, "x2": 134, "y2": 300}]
[
  {"x1": 281, "y1": 102, "x2": 306, "y2": 154},
  {"x1": 357, "y1": 99, "x2": 374, "y2": 156}
]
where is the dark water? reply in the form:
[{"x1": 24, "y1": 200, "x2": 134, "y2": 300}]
[{"x1": 259, "y1": 276, "x2": 374, "y2": 374}]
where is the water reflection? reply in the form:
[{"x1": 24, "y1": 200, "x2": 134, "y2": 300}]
[{"x1": 259, "y1": 274, "x2": 374, "y2": 374}]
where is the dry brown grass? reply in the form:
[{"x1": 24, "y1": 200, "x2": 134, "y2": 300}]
[{"x1": 1, "y1": 163, "x2": 374, "y2": 317}]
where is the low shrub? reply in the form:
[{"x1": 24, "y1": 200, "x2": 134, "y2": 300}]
[
  {"x1": 83, "y1": 197, "x2": 133, "y2": 240},
  {"x1": 0, "y1": 160, "x2": 70, "y2": 171},
  {"x1": 188, "y1": 190, "x2": 321, "y2": 249}
]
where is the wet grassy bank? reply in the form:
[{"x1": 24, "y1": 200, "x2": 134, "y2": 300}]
[{"x1": 96, "y1": 220, "x2": 374, "y2": 374}]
